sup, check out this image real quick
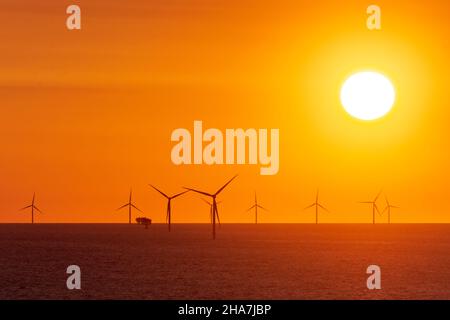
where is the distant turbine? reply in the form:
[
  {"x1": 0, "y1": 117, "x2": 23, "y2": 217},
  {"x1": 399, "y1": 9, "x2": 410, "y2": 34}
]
[
  {"x1": 382, "y1": 195, "x2": 399, "y2": 224},
  {"x1": 359, "y1": 190, "x2": 382, "y2": 224},
  {"x1": 246, "y1": 192, "x2": 268, "y2": 224},
  {"x1": 20, "y1": 193, "x2": 43, "y2": 224},
  {"x1": 149, "y1": 185, "x2": 189, "y2": 232},
  {"x1": 117, "y1": 189, "x2": 143, "y2": 224},
  {"x1": 201, "y1": 199, "x2": 221, "y2": 225},
  {"x1": 184, "y1": 175, "x2": 238, "y2": 239},
  {"x1": 304, "y1": 189, "x2": 329, "y2": 224}
]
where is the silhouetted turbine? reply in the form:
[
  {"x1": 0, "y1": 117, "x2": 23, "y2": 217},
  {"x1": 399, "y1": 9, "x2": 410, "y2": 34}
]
[
  {"x1": 201, "y1": 199, "x2": 221, "y2": 225},
  {"x1": 304, "y1": 189, "x2": 329, "y2": 224},
  {"x1": 246, "y1": 192, "x2": 268, "y2": 224},
  {"x1": 184, "y1": 175, "x2": 238, "y2": 239},
  {"x1": 149, "y1": 185, "x2": 189, "y2": 232},
  {"x1": 382, "y1": 195, "x2": 399, "y2": 224},
  {"x1": 359, "y1": 190, "x2": 382, "y2": 224},
  {"x1": 117, "y1": 189, "x2": 143, "y2": 224},
  {"x1": 20, "y1": 193, "x2": 43, "y2": 224}
]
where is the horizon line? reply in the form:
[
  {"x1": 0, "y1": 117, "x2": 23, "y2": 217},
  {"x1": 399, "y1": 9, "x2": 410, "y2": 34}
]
[{"x1": 1, "y1": 222, "x2": 450, "y2": 225}]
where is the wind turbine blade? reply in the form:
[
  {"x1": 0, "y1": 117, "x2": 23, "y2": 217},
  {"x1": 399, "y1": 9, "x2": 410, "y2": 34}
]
[
  {"x1": 246, "y1": 205, "x2": 256, "y2": 212},
  {"x1": 385, "y1": 194, "x2": 399, "y2": 209},
  {"x1": 116, "y1": 203, "x2": 129, "y2": 211},
  {"x1": 171, "y1": 190, "x2": 189, "y2": 199},
  {"x1": 34, "y1": 206, "x2": 44, "y2": 214},
  {"x1": 374, "y1": 204, "x2": 381, "y2": 214},
  {"x1": 183, "y1": 188, "x2": 213, "y2": 197},
  {"x1": 201, "y1": 198, "x2": 212, "y2": 206},
  {"x1": 131, "y1": 204, "x2": 143, "y2": 213},
  {"x1": 318, "y1": 204, "x2": 329, "y2": 213},
  {"x1": 149, "y1": 185, "x2": 169, "y2": 199},
  {"x1": 215, "y1": 208, "x2": 221, "y2": 225},
  {"x1": 377, "y1": 208, "x2": 383, "y2": 216},
  {"x1": 214, "y1": 175, "x2": 238, "y2": 196},
  {"x1": 257, "y1": 205, "x2": 269, "y2": 211},
  {"x1": 381, "y1": 206, "x2": 388, "y2": 215},
  {"x1": 374, "y1": 189, "x2": 383, "y2": 202},
  {"x1": 358, "y1": 201, "x2": 373, "y2": 204},
  {"x1": 304, "y1": 203, "x2": 315, "y2": 210},
  {"x1": 19, "y1": 205, "x2": 32, "y2": 211}
]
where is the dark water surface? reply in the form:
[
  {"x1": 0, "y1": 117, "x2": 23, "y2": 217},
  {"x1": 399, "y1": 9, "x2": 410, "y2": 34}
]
[{"x1": 0, "y1": 224, "x2": 449, "y2": 299}]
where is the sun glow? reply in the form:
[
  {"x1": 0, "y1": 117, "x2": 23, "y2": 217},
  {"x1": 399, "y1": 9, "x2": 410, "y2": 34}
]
[{"x1": 340, "y1": 71, "x2": 396, "y2": 121}]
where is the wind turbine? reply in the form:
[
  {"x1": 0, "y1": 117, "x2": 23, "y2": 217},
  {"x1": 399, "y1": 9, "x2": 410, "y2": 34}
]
[
  {"x1": 201, "y1": 199, "x2": 221, "y2": 225},
  {"x1": 382, "y1": 195, "x2": 399, "y2": 224},
  {"x1": 184, "y1": 175, "x2": 238, "y2": 239},
  {"x1": 359, "y1": 190, "x2": 382, "y2": 224},
  {"x1": 20, "y1": 193, "x2": 43, "y2": 224},
  {"x1": 117, "y1": 189, "x2": 143, "y2": 224},
  {"x1": 246, "y1": 192, "x2": 268, "y2": 224},
  {"x1": 304, "y1": 189, "x2": 329, "y2": 224},
  {"x1": 149, "y1": 185, "x2": 189, "y2": 232}
]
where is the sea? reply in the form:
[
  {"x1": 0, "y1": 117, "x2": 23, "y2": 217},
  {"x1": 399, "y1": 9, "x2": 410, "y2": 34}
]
[{"x1": 0, "y1": 223, "x2": 449, "y2": 300}]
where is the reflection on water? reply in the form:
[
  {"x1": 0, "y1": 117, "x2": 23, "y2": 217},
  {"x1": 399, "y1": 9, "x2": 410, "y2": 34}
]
[{"x1": 0, "y1": 223, "x2": 449, "y2": 299}]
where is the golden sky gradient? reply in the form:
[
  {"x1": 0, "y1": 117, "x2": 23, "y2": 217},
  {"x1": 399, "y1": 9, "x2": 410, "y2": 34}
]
[{"x1": 1, "y1": 0, "x2": 450, "y2": 223}]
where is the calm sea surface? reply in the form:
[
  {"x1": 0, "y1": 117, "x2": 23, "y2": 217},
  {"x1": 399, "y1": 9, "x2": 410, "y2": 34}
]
[{"x1": 0, "y1": 224, "x2": 449, "y2": 300}]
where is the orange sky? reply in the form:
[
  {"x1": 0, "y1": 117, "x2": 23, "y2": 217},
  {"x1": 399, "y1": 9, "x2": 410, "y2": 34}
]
[{"x1": 1, "y1": 0, "x2": 450, "y2": 223}]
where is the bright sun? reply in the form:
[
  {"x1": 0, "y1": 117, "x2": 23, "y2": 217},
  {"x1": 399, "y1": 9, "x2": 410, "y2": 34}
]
[{"x1": 340, "y1": 71, "x2": 396, "y2": 121}]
